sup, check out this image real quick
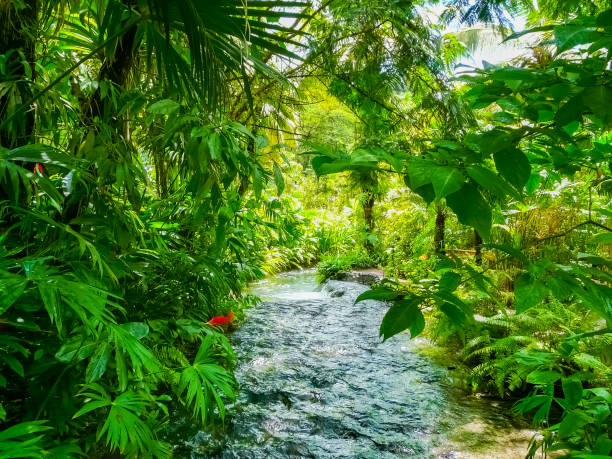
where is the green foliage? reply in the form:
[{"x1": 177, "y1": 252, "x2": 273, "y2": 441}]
[
  {"x1": 2, "y1": 0, "x2": 612, "y2": 456},
  {"x1": 308, "y1": 5, "x2": 612, "y2": 457},
  {"x1": 316, "y1": 251, "x2": 376, "y2": 283},
  {"x1": 174, "y1": 335, "x2": 236, "y2": 426},
  {"x1": 0, "y1": 0, "x2": 309, "y2": 456}
]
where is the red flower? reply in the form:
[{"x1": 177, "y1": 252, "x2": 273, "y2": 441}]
[
  {"x1": 35, "y1": 163, "x2": 44, "y2": 175},
  {"x1": 207, "y1": 310, "x2": 234, "y2": 326}
]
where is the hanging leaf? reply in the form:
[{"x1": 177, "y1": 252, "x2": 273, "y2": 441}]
[
  {"x1": 439, "y1": 271, "x2": 461, "y2": 292},
  {"x1": 514, "y1": 273, "x2": 549, "y2": 313},
  {"x1": 380, "y1": 297, "x2": 425, "y2": 341},
  {"x1": 148, "y1": 99, "x2": 180, "y2": 115},
  {"x1": 273, "y1": 162, "x2": 284, "y2": 196},
  {"x1": 430, "y1": 166, "x2": 465, "y2": 198},
  {"x1": 466, "y1": 165, "x2": 521, "y2": 200},
  {"x1": 446, "y1": 183, "x2": 492, "y2": 241},
  {"x1": 562, "y1": 377, "x2": 583, "y2": 409},
  {"x1": 354, "y1": 286, "x2": 399, "y2": 303},
  {"x1": 493, "y1": 148, "x2": 531, "y2": 189}
]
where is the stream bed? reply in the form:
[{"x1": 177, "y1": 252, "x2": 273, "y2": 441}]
[{"x1": 171, "y1": 270, "x2": 536, "y2": 458}]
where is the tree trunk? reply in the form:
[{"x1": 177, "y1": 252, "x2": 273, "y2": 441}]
[
  {"x1": 434, "y1": 205, "x2": 445, "y2": 254},
  {"x1": 363, "y1": 194, "x2": 375, "y2": 250},
  {"x1": 64, "y1": 1, "x2": 140, "y2": 222},
  {"x1": 87, "y1": 21, "x2": 138, "y2": 123},
  {"x1": 238, "y1": 135, "x2": 255, "y2": 196},
  {"x1": 474, "y1": 229, "x2": 483, "y2": 265},
  {"x1": 363, "y1": 194, "x2": 374, "y2": 232}
]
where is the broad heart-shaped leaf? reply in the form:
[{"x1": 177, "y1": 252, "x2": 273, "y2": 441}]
[
  {"x1": 311, "y1": 155, "x2": 350, "y2": 175},
  {"x1": 493, "y1": 148, "x2": 531, "y2": 189},
  {"x1": 526, "y1": 369, "x2": 562, "y2": 385},
  {"x1": 562, "y1": 377, "x2": 583, "y2": 410},
  {"x1": 583, "y1": 86, "x2": 612, "y2": 124},
  {"x1": 466, "y1": 165, "x2": 521, "y2": 201},
  {"x1": 273, "y1": 162, "x2": 284, "y2": 196},
  {"x1": 311, "y1": 151, "x2": 378, "y2": 176},
  {"x1": 405, "y1": 159, "x2": 436, "y2": 189},
  {"x1": 405, "y1": 176, "x2": 435, "y2": 204},
  {"x1": 435, "y1": 290, "x2": 469, "y2": 325},
  {"x1": 554, "y1": 25, "x2": 601, "y2": 53},
  {"x1": 355, "y1": 286, "x2": 399, "y2": 303},
  {"x1": 430, "y1": 166, "x2": 465, "y2": 198},
  {"x1": 379, "y1": 297, "x2": 425, "y2": 341},
  {"x1": 555, "y1": 94, "x2": 584, "y2": 127},
  {"x1": 558, "y1": 410, "x2": 592, "y2": 438},
  {"x1": 438, "y1": 271, "x2": 461, "y2": 292},
  {"x1": 148, "y1": 99, "x2": 180, "y2": 115},
  {"x1": 439, "y1": 301, "x2": 467, "y2": 325},
  {"x1": 445, "y1": 183, "x2": 492, "y2": 241},
  {"x1": 514, "y1": 273, "x2": 549, "y2": 313},
  {"x1": 477, "y1": 129, "x2": 513, "y2": 155}
]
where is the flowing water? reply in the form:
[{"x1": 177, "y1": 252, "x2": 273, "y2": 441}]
[{"x1": 171, "y1": 270, "x2": 536, "y2": 458}]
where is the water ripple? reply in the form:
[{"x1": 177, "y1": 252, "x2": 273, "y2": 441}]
[{"x1": 172, "y1": 270, "x2": 534, "y2": 459}]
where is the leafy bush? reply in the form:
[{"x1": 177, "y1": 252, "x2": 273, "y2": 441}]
[{"x1": 316, "y1": 251, "x2": 376, "y2": 282}]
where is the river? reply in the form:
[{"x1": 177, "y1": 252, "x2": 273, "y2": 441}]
[{"x1": 170, "y1": 270, "x2": 537, "y2": 458}]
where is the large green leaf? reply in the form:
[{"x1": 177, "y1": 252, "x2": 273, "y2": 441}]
[
  {"x1": 379, "y1": 297, "x2": 425, "y2": 341},
  {"x1": 405, "y1": 160, "x2": 435, "y2": 189},
  {"x1": 562, "y1": 377, "x2": 583, "y2": 410},
  {"x1": 148, "y1": 99, "x2": 180, "y2": 115},
  {"x1": 445, "y1": 183, "x2": 492, "y2": 240},
  {"x1": 5, "y1": 144, "x2": 78, "y2": 169},
  {"x1": 526, "y1": 370, "x2": 562, "y2": 385},
  {"x1": 430, "y1": 166, "x2": 465, "y2": 198},
  {"x1": 493, "y1": 148, "x2": 531, "y2": 189},
  {"x1": 438, "y1": 271, "x2": 461, "y2": 292},
  {"x1": 311, "y1": 156, "x2": 350, "y2": 175},
  {"x1": 554, "y1": 26, "x2": 601, "y2": 53},
  {"x1": 466, "y1": 165, "x2": 521, "y2": 200},
  {"x1": 439, "y1": 301, "x2": 467, "y2": 325},
  {"x1": 514, "y1": 273, "x2": 548, "y2": 313},
  {"x1": 355, "y1": 286, "x2": 399, "y2": 303},
  {"x1": 558, "y1": 410, "x2": 592, "y2": 438},
  {"x1": 555, "y1": 94, "x2": 584, "y2": 127}
]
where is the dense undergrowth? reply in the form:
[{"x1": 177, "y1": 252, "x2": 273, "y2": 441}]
[
  {"x1": 301, "y1": 6, "x2": 612, "y2": 458},
  {"x1": 2, "y1": 0, "x2": 612, "y2": 457},
  {"x1": 305, "y1": 16, "x2": 612, "y2": 459}
]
